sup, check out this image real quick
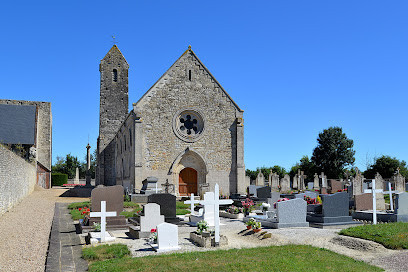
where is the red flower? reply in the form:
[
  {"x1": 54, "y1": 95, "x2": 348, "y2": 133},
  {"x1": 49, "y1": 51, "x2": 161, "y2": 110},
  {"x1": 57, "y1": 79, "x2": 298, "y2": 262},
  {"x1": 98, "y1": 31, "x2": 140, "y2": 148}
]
[
  {"x1": 79, "y1": 208, "x2": 82, "y2": 211},
  {"x1": 151, "y1": 228, "x2": 157, "y2": 233}
]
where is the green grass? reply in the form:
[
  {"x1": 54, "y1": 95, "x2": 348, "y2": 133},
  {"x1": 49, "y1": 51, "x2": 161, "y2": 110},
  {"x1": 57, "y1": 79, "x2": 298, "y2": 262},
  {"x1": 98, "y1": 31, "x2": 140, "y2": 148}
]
[
  {"x1": 339, "y1": 222, "x2": 408, "y2": 249},
  {"x1": 86, "y1": 244, "x2": 382, "y2": 272},
  {"x1": 124, "y1": 201, "x2": 140, "y2": 208},
  {"x1": 68, "y1": 201, "x2": 90, "y2": 210},
  {"x1": 83, "y1": 244, "x2": 130, "y2": 262},
  {"x1": 176, "y1": 201, "x2": 190, "y2": 209},
  {"x1": 120, "y1": 207, "x2": 142, "y2": 218},
  {"x1": 70, "y1": 209, "x2": 85, "y2": 220},
  {"x1": 176, "y1": 208, "x2": 190, "y2": 215}
]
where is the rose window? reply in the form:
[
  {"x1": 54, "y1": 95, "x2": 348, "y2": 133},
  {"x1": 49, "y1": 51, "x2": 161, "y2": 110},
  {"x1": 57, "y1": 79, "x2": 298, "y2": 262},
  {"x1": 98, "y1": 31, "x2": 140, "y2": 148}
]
[{"x1": 173, "y1": 110, "x2": 204, "y2": 142}]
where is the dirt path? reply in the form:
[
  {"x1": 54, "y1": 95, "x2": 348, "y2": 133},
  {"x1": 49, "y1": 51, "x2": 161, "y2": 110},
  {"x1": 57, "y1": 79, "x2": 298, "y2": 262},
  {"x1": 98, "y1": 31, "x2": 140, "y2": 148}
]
[{"x1": 0, "y1": 186, "x2": 89, "y2": 272}]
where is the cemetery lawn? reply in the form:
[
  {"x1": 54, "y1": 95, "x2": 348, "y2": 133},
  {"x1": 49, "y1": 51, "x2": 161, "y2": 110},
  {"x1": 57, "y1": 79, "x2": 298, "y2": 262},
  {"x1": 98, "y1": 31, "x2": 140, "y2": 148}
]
[
  {"x1": 85, "y1": 244, "x2": 382, "y2": 272},
  {"x1": 68, "y1": 201, "x2": 90, "y2": 220},
  {"x1": 339, "y1": 222, "x2": 408, "y2": 249},
  {"x1": 176, "y1": 201, "x2": 192, "y2": 215}
]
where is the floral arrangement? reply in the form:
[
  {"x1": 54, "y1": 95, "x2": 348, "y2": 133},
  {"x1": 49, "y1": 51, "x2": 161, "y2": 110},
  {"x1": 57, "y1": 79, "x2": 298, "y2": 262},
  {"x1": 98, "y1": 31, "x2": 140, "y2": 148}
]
[
  {"x1": 253, "y1": 221, "x2": 262, "y2": 230},
  {"x1": 79, "y1": 207, "x2": 90, "y2": 216},
  {"x1": 197, "y1": 220, "x2": 209, "y2": 234},
  {"x1": 261, "y1": 202, "x2": 271, "y2": 211},
  {"x1": 245, "y1": 218, "x2": 256, "y2": 227},
  {"x1": 241, "y1": 198, "x2": 254, "y2": 213},
  {"x1": 93, "y1": 222, "x2": 102, "y2": 232},
  {"x1": 149, "y1": 228, "x2": 157, "y2": 244},
  {"x1": 337, "y1": 188, "x2": 347, "y2": 192},
  {"x1": 225, "y1": 205, "x2": 243, "y2": 214},
  {"x1": 304, "y1": 196, "x2": 320, "y2": 205},
  {"x1": 274, "y1": 198, "x2": 290, "y2": 209},
  {"x1": 316, "y1": 196, "x2": 322, "y2": 204},
  {"x1": 219, "y1": 194, "x2": 229, "y2": 199}
]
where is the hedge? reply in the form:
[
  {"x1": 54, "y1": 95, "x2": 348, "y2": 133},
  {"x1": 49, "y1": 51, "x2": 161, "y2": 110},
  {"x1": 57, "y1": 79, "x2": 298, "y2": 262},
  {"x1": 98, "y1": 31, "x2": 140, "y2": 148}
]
[{"x1": 52, "y1": 173, "x2": 68, "y2": 186}]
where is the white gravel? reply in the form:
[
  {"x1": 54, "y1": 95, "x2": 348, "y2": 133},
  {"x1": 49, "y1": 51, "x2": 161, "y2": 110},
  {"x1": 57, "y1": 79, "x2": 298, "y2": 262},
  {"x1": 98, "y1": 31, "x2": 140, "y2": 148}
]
[{"x1": 0, "y1": 186, "x2": 89, "y2": 272}]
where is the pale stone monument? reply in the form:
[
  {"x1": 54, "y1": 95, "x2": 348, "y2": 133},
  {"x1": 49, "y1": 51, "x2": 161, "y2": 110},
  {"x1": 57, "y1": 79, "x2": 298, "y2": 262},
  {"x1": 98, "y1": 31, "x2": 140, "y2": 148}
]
[
  {"x1": 313, "y1": 173, "x2": 320, "y2": 190},
  {"x1": 74, "y1": 167, "x2": 80, "y2": 184},
  {"x1": 280, "y1": 174, "x2": 291, "y2": 192},
  {"x1": 353, "y1": 168, "x2": 364, "y2": 196},
  {"x1": 255, "y1": 171, "x2": 265, "y2": 186},
  {"x1": 271, "y1": 172, "x2": 280, "y2": 191}
]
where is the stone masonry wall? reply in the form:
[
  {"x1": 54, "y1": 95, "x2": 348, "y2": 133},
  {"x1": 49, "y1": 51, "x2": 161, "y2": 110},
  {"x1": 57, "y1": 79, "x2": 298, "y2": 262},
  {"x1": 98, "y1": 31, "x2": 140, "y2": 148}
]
[
  {"x1": 134, "y1": 49, "x2": 244, "y2": 194},
  {"x1": 0, "y1": 145, "x2": 36, "y2": 215},
  {"x1": 0, "y1": 99, "x2": 52, "y2": 171}
]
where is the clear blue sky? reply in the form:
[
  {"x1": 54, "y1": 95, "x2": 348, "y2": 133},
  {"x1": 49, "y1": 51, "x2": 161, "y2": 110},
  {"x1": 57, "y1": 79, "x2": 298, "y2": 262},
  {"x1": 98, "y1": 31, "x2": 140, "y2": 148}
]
[{"x1": 1, "y1": 1, "x2": 407, "y2": 172}]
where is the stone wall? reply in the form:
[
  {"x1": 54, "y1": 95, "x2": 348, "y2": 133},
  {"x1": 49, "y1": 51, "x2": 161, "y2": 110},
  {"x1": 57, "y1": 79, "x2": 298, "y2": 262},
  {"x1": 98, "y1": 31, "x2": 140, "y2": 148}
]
[
  {"x1": 0, "y1": 145, "x2": 36, "y2": 215},
  {"x1": 133, "y1": 48, "x2": 245, "y2": 194},
  {"x1": 0, "y1": 99, "x2": 52, "y2": 171}
]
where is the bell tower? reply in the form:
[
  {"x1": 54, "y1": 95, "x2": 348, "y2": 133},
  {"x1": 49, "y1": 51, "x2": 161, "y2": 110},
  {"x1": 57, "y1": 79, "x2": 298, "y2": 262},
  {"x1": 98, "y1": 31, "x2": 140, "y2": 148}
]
[{"x1": 97, "y1": 45, "x2": 129, "y2": 185}]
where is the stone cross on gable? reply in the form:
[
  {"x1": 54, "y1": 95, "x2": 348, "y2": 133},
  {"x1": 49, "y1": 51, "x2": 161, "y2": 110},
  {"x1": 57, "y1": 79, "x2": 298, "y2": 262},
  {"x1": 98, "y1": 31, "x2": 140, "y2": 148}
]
[
  {"x1": 199, "y1": 184, "x2": 233, "y2": 245},
  {"x1": 90, "y1": 201, "x2": 117, "y2": 242},
  {"x1": 364, "y1": 179, "x2": 383, "y2": 225},
  {"x1": 184, "y1": 193, "x2": 200, "y2": 215}
]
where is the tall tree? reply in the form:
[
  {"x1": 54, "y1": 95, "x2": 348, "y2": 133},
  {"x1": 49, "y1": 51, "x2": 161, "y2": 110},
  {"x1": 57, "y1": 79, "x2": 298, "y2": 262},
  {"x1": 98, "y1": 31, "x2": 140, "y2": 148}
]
[
  {"x1": 311, "y1": 126, "x2": 355, "y2": 178},
  {"x1": 364, "y1": 155, "x2": 408, "y2": 179}
]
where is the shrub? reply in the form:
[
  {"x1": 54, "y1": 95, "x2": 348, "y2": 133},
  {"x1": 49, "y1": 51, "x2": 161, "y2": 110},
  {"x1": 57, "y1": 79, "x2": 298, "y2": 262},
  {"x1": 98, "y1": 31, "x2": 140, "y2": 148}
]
[{"x1": 51, "y1": 173, "x2": 68, "y2": 186}]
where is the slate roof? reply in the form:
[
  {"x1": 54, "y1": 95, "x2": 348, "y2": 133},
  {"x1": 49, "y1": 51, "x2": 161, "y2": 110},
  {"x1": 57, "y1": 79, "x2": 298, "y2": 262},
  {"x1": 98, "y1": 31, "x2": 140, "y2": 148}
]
[{"x1": 0, "y1": 104, "x2": 36, "y2": 145}]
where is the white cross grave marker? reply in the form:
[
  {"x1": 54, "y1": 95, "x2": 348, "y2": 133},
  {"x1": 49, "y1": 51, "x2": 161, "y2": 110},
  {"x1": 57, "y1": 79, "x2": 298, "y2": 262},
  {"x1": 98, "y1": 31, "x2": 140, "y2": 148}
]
[
  {"x1": 383, "y1": 181, "x2": 396, "y2": 211},
  {"x1": 90, "y1": 201, "x2": 117, "y2": 242},
  {"x1": 199, "y1": 184, "x2": 233, "y2": 245},
  {"x1": 364, "y1": 179, "x2": 383, "y2": 225},
  {"x1": 184, "y1": 193, "x2": 200, "y2": 215}
]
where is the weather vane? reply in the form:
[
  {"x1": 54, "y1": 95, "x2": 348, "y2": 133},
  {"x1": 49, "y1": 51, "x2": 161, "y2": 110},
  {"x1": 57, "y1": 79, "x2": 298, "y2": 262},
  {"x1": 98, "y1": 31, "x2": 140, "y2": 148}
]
[{"x1": 112, "y1": 35, "x2": 117, "y2": 45}]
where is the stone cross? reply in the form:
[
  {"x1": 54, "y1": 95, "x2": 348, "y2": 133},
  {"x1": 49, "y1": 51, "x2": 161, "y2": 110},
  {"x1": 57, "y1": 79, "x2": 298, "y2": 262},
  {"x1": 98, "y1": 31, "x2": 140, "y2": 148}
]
[
  {"x1": 90, "y1": 201, "x2": 117, "y2": 242},
  {"x1": 313, "y1": 173, "x2": 319, "y2": 190},
  {"x1": 86, "y1": 143, "x2": 91, "y2": 186},
  {"x1": 184, "y1": 193, "x2": 200, "y2": 215},
  {"x1": 199, "y1": 184, "x2": 233, "y2": 245},
  {"x1": 364, "y1": 179, "x2": 383, "y2": 225},
  {"x1": 320, "y1": 172, "x2": 326, "y2": 188},
  {"x1": 162, "y1": 179, "x2": 174, "y2": 194}
]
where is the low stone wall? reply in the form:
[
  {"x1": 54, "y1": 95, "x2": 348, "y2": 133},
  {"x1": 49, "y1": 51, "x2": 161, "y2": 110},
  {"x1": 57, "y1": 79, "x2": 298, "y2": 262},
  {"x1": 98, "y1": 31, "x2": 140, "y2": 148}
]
[{"x1": 0, "y1": 145, "x2": 36, "y2": 215}]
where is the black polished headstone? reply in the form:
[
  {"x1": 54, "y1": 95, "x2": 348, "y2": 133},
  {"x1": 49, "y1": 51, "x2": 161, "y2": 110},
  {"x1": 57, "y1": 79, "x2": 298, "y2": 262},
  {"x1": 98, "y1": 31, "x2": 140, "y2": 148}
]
[
  {"x1": 147, "y1": 193, "x2": 180, "y2": 223},
  {"x1": 256, "y1": 186, "x2": 271, "y2": 200}
]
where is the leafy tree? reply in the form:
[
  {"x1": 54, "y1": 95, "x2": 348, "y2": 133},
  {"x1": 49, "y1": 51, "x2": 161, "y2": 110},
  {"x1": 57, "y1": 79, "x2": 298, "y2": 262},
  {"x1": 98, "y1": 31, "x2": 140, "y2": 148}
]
[
  {"x1": 311, "y1": 126, "x2": 355, "y2": 178},
  {"x1": 364, "y1": 156, "x2": 408, "y2": 179},
  {"x1": 52, "y1": 154, "x2": 81, "y2": 179},
  {"x1": 268, "y1": 165, "x2": 287, "y2": 178},
  {"x1": 290, "y1": 156, "x2": 318, "y2": 182},
  {"x1": 245, "y1": 165, "x2": 287, "y2": 181}
]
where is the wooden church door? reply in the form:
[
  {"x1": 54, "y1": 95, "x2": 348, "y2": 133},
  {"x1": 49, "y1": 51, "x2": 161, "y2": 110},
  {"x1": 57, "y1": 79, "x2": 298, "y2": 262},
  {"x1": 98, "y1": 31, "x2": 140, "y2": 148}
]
[{"x1": 179, "y1": 167, "x2": 198, "y2": 196}]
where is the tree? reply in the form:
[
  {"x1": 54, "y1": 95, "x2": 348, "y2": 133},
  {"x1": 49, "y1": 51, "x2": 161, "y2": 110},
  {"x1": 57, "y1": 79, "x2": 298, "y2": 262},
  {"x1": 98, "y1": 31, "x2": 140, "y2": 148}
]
[
  {"x1": 52, "y1": 154, "x2": 81, "y2": 179},
  {"x1": 291, "y1": 155, "x2": 318, "y2": 182},
  {"x1": 364, "y1": 156, "x2": 408, "y2": 179},
  {"x1": 245, "y1": 165, "x2": 287, "y2": 181},
  {"x1": 311, "y1": 126, "x2": 355, "y2": 178}
]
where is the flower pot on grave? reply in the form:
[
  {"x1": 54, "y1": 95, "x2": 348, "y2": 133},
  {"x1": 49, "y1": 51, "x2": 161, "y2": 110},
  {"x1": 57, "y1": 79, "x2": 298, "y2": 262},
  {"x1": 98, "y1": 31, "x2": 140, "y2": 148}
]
[
  {"x1": 246, "y1": 225, "x2": 252, "y2": 230},
  {"x1": 253, "y1": 228, "x2": 262, "y2": 233},
  {"x1": 201, "y1": 231, "x2": 211, "y2": 237}
]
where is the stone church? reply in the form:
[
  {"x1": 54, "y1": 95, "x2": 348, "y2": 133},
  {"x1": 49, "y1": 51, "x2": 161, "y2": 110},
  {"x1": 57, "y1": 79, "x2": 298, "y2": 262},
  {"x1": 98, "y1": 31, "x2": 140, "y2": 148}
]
[{"x1": 96, "y1": 45, "x2": 246, "y2": 196}]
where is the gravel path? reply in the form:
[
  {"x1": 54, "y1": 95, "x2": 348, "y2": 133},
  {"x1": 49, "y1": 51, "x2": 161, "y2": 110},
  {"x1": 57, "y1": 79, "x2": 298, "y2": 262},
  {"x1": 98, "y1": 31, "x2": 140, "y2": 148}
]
[{"x1": 0, "y1": 186, "x2": 89, "y2": 272}]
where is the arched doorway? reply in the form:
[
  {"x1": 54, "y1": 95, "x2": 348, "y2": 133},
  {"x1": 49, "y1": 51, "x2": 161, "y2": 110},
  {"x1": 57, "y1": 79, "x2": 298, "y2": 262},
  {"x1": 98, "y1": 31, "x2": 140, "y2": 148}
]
[{"x1": 179, "y1": 167, "x2": 198, "y2": 196}]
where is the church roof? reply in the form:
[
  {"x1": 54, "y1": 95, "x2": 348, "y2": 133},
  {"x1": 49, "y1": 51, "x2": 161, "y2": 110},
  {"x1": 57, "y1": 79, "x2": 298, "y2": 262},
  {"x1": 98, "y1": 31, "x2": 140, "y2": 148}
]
[
  {"x1": 0, "y1": 104, "x2": 36, "y2": 145},
  {"x1": 134, "y1": 46, "x2": 243, "y2": 112}
]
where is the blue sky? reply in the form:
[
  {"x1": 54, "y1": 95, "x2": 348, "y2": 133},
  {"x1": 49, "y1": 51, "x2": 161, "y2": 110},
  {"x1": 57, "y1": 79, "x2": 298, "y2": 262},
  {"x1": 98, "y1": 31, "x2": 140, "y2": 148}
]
[{"x1": 0, "y1": 1, "x2": 407, "y2": 172}]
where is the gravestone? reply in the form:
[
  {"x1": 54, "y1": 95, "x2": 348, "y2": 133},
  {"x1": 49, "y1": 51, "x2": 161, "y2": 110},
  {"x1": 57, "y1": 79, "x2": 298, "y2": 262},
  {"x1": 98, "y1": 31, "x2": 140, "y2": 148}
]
[
  {"x1": 393, "y1": 169, "x2": 406, "y2": 193},
  {"x1": 267, "y1": 192, "x2": 281, "y2": 208},
  {"x1": 255, "y1": 171, "x2": 265, "y2": 186},
  {"x1": 313, "y1": 173, "x2": 320, "y2": 190},
  {"x1": 295, "y1": 191, "x2": 318, "y2": 199},
  {"x1": 280, "y1": 174, "x2": 291, "y2": 192},
  {"x1": 353, "y1": 169, "x2": 364, "y2": 195},
  {"x1": 375, "y1": 173, "x2": 385, "y2": 191},
  {"x1": 147, "y1": 193, "x2": 180, "y2": 224},
  {"x1": 395, "y1": 192, "x2": 408, "y2": 216},
  {"x1": 307, "y1": 182, "x2": 314, "y2": 190},
  {"x1": 256, "y1": 186, "x2": 271, "y2": 200},
  {"x1": 307, "y1": 192, "x2": 361, "y2": 228},
  {"x1": 298, "y1": 170, "x2": 307, "y2": 191},
  {"x1": 292, "y1": 174, "x2": 298, "y2": 189},
  {"x1": 153, "y1": 222, "x2": 180, "y2": 252},
  {"x1": 130, "y1": 203, "x2": 165, "y2": 238},
  {"x1": 141, "y1": 177, "x2": 160, "y2": 195},
  {"x1": 184, "y1": 193, "x2": 200, "y2": 215},
  {"x1": 245, "y1": 198, "x2": 309, "y2": 229},
  {"x1": 355, "y1": 193, "x2": 372, "y2": 211},
  {"x1": 88, "y1": 185, "x2": 126, "y2": 227},
  {"x1": 320, "y1": 172, "x2": 327, "y2": 193},
  {"x1": 271, "y1": 172, "x2": 280, "y2": 191},
  {"x1": 248, "y1": 185, "x2": 262, "y2": 197},
  {"x1": 199, "y1": 183, "x2": 210, "y2": 198},
  {"x1": 330, "y1": 180, "x2": 343, "y2": 193},
  {"x1": 89, "y1": 201, "x2": 117, "y2": 243},
  {"x1": 74, "y1": 167, "x2": 80, "y2": 184},
  {"x1": 190, "y1": 192, "x2": 216, "y2": 226}
]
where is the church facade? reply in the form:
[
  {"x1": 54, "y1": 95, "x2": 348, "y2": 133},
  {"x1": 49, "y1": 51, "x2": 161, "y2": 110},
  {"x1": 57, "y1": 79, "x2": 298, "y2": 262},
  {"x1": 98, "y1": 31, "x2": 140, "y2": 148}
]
[{"x1": 97, "y1": 45, "x2": 246, "y2": 196}]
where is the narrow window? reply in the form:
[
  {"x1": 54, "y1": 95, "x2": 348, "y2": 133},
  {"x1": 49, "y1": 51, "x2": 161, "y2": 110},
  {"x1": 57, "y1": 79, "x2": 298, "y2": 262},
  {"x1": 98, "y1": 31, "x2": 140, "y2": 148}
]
[
  {"x1": 189, "y1": 70, "x2": 192, "y2": 81},
  {"x1": 113, "y1": 69, "x2": 118, "y2": 82},
  {"x1": 124, "y1": 136, "x2": 127, "y2": 151},
  {"x1": 129, "y1": 128, "x2": 132, "y2": 146}
]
